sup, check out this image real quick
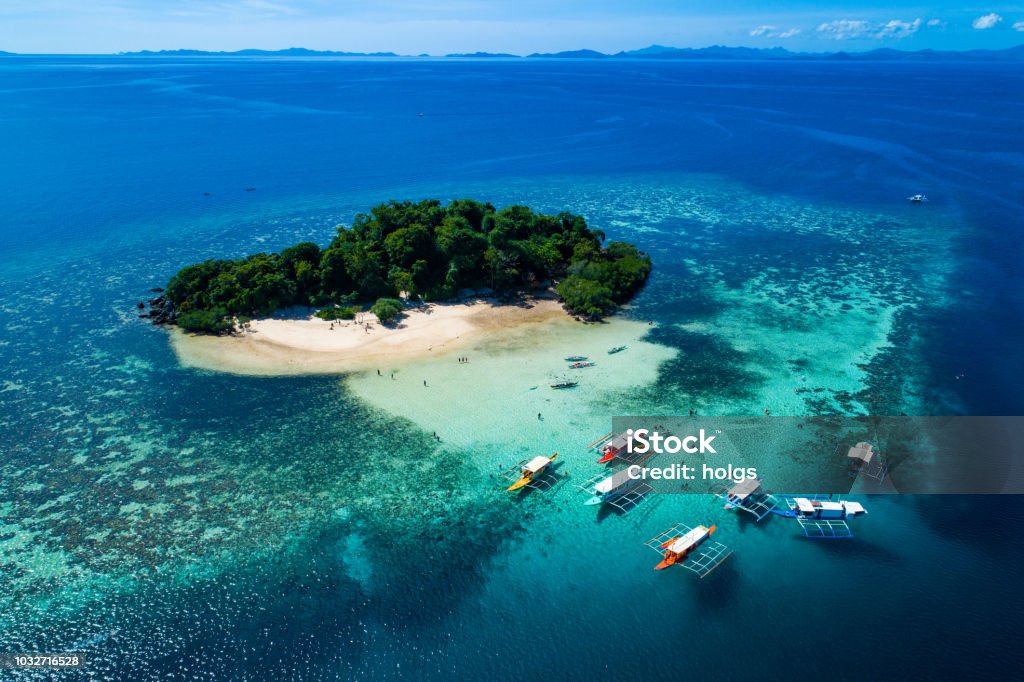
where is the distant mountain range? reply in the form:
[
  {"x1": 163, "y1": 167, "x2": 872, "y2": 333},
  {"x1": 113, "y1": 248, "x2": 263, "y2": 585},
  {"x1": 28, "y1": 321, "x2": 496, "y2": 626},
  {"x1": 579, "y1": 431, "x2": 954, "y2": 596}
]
[
  {"x1": 1, "y1": 45, "x2": 1021, "y2": 61},
  {"x1": 528, "y1": 44, "x2": 1024, "y2": 61},
  {"x1": 117, "y1": 48, "x2": 399, "y2": 57},
  {"x1": 445, "y1": 51, "x2": 520, "y2": 59}
]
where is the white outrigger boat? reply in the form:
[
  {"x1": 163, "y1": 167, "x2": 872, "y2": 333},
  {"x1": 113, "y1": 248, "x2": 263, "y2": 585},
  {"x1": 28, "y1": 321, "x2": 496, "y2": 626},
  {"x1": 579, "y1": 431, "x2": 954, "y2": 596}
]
[
  {"x1": 772, "y1": 496, "x2": 867, "y2": 538},
  {"x1": 907, "y1": 194, "x2": 928, "y2": 203},
  {"x1": 579, "y1": 468, "x2": 652, "y2": 512},
  {"x1": 788, "y1": 497, "x2": 867, "y2": 520}
]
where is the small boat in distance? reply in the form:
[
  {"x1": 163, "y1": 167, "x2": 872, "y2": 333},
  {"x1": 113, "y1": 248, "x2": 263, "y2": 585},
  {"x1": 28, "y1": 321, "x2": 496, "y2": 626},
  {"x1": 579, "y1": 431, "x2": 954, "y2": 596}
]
[
  {"x1": 907, "y1": 194, "x2": 928, "y2": 203},
  {"x1": 608, "y1": 345, "x2": 627, "y2": 354},
  {"x1": 505, "y1": 453, "x2": 558, "y2": 492},
  {"x1": 565, "y1": 355, "x2": 588, "y2": 362},
  {"x1": 551, "y1": 380, "x2": 579, "y2": 389},
  {"x1": 569, "y1": 361, "x2": 595, "y2": 369}
]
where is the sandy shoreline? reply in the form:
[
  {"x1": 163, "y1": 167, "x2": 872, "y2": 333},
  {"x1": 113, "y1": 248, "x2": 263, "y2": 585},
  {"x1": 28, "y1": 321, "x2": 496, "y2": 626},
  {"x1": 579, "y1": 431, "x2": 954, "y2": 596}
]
[{"x1": 170, "y1": 297, "x2": 572, "y2": 376}]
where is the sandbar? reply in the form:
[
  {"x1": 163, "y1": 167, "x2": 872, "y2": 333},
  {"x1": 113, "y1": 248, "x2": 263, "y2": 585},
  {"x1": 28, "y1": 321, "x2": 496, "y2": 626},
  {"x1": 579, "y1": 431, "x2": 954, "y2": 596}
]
[{"x1": 170, "y1": 297, "x2": 571, "y2": 376}]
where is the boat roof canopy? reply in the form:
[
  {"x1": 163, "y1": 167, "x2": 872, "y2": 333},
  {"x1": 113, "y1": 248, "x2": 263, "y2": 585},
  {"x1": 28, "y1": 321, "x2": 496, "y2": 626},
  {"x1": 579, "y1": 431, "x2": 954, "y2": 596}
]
[
  {"x1": 524, "y1": 455, "x2": 551, "y2": 473},
  {"x1": 668, "y1": 526, "x2": 708, "y2": 554},
  {"x1": 795, "y1": 498, "x2": 816, "y2": 513},
  {"x1": 843, "y1": 501, "x2": 867, "y2": 515},
  {"x1": 728, "y1": 477, "x2": 762, "y2": 499},
  {"x1": 605, "y1": 433, "x2": 630, "y2": 451},
  {"x1": 595, "y1": 469, "x2": 634, "y2": 494}
]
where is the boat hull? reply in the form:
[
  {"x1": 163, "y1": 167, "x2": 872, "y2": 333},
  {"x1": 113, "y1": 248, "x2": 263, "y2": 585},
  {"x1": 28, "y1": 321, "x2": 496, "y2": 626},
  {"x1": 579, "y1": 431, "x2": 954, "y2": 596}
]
[{"x1": 506, "y1": 477, "x2": 531, "y2": 492}]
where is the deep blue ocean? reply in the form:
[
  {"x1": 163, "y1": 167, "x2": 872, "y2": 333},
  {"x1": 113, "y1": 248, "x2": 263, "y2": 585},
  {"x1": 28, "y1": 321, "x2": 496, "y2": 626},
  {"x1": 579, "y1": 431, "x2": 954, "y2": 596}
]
[{"x1": 1, "y1": 56, "x2": 1023, "y2": 679}]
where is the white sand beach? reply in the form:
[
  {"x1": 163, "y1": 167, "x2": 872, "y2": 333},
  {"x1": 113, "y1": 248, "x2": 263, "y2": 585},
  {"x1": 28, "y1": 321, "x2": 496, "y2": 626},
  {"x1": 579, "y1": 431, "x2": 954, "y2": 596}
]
[{"x1": 170, "y1": 298, "x2": 571, "y2": 376}]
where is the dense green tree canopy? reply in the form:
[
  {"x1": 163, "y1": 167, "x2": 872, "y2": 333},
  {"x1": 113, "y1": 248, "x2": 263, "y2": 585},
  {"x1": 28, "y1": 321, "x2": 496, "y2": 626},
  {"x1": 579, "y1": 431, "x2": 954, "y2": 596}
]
[{"x1": 164, "y1": 199, "x2": 650, "y2": 332}]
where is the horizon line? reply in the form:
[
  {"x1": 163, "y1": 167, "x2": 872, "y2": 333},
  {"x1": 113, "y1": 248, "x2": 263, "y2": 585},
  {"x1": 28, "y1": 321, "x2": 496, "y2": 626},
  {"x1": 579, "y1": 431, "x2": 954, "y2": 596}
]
[{"x1": 3, "y1": 42, "x2": 1023, "y2": 57}]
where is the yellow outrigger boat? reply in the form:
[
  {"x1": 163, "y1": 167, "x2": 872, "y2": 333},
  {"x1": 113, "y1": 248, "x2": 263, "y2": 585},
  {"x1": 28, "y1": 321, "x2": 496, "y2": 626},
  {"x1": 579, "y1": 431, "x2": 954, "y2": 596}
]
[{"x1": 506, "y1": 453, "x2": 558, "y2": 492}]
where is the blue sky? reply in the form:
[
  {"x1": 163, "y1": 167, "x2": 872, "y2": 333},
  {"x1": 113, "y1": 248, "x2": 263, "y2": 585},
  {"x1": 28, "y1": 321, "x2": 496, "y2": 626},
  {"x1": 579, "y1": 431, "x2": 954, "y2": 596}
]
[{"x1": 1, "y1": 1, "x2": 1023, "y2": 54}]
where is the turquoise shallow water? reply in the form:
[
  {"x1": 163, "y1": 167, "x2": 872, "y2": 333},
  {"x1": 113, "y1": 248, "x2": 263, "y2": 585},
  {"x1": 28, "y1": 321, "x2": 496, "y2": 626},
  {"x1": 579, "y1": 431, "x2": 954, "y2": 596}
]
[{"x1": 1, "y1": 57, "x2": 1023, "y2": 678}]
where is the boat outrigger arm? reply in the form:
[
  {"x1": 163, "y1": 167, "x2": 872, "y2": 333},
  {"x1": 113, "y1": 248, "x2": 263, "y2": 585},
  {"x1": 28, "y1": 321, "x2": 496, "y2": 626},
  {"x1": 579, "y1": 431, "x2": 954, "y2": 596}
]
[{"x1": 506, "y1": 453, "x2": 558, "y2": 492}]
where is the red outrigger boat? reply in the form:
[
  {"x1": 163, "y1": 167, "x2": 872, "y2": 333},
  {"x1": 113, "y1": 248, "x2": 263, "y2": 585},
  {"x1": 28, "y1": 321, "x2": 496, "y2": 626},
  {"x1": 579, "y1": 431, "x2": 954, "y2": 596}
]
[
  {"x1": 588, "y1": 431, "x2": 631, "y2": 464},
  {"x1": 654, "y1": 525, "x2": 717, "y2": 570}
]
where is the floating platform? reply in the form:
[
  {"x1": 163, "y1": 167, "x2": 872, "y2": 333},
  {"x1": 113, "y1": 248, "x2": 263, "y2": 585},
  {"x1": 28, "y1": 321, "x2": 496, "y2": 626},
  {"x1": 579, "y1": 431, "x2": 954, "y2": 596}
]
[
  {"x1": 710, "y1": 477, "x2": 779, "y2": 522},
  {"x1": 644, "y1": 523, "x2": 732, "y2": 578},
  {"x1": 578, "y1": 469, "x2": 652, "y2": 513},
  {"x1": 845, "y1": 441, "x2": 889, "y2": 483},
  {"x1": 501, "y1": 453, "x2": 564, "y2": 493}
]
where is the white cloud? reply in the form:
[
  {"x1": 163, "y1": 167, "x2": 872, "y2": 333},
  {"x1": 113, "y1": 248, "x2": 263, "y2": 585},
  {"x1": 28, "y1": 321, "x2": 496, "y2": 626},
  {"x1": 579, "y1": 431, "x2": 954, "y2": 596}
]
[
  {"x1": 1013, "y1": 21, "x2": 1024, "y2": 32},
  {"x1": 926, "y1": 19, "x2": 944, "y2": 28},
  {"x1": 876, "y1": 18, "x2": 922, "y2": 39},
  {"x1": 817, "y1": 19, "x2": 872, "y2": 39},
  {"x1": 750, "y1": 25, "x2": 800, "y2": 39},
  {"x1": 972, "y1": 13, "x2": 1002, "y2": 29},
  {"x1": 817, "y1": 18, "x2": 923, "y2": 40}
]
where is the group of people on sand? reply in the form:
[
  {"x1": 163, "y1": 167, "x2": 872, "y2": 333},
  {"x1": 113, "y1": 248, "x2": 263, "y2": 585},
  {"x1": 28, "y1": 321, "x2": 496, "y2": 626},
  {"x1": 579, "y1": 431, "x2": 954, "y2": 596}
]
[{"x1": 457, "y1": 356, "x2": 469, "y2": 363}]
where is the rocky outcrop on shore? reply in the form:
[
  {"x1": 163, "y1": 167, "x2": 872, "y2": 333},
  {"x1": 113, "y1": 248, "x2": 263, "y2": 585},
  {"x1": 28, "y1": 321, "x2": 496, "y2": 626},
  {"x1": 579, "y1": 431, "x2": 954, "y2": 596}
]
[{"x1": 140, "y1": 294, "x2": 177, "y2": 324}]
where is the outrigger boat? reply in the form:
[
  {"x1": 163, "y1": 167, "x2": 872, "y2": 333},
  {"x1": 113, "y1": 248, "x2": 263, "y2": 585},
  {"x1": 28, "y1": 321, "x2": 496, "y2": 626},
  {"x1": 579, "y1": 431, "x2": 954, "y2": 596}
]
[
  {"x1": 608, "y1": 345, "x2": 627, "y2": 354},
  {"x1": 654, "y1": 525, "x2": 717, "y2": 570},
  {"x1": 569, "y1": 361, "x2": 595, "y2": 369},
  {"x1": 771, "y1": 495, "x2": 868, "y2": 538},
  {"x1": 779, "y1": 497, "x2": 867, "y2": 521},
  {"x1": 711, "y1": 477, "x2": 779, "y2": 522},
  {"x1": 644, "y1": 522, "x2": 733, "y2": 578},
  {"x1": 907, "y1": 194, "x2": 928, "y2": 203},
  {"x1": 550, "y1": 380, "x2": 579, "y2": 389},
  {"x1": 565, "y1": 355, "x2": 588, "y2": 362},
  {"x1": 579, "y1": 468, "x2": 651, "y2": 512},
  {"x1": 589, "y1": 429, "x2": 660, "y2": 465},
  {"x1": 505, "y1": 453, "x2": 558, "y2": 492},
  {"x1": 591, "y1": 431, "x2": 630, "y2": 464}
]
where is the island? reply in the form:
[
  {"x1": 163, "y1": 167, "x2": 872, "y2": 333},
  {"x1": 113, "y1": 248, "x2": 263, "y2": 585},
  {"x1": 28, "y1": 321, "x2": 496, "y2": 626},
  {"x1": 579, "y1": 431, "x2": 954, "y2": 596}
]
[{"x1": 149, "y1": 199, "x2": 651, "y2": 335}]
